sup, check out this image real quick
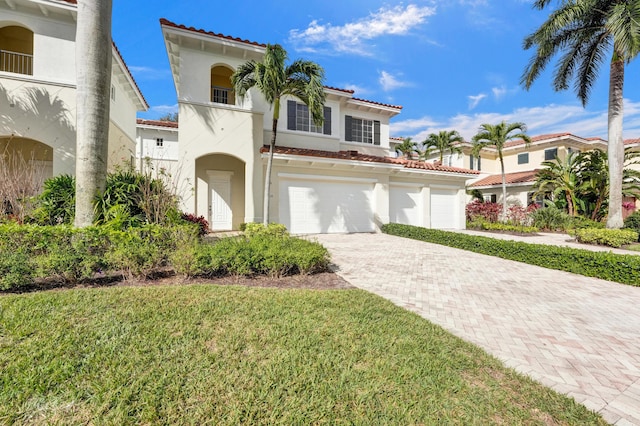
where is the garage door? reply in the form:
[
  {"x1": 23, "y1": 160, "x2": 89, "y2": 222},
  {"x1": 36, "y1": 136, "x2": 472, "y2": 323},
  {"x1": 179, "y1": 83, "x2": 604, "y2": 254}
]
[
  {"x1": 279, "y1": 177, "x2": 375, "y2": 234},
  {"x1": 430, "y1": 188, "x2": 460, "y2": 229},
  {"x1": 390, "y1": 185, "x2": 422, "y2": 226}
]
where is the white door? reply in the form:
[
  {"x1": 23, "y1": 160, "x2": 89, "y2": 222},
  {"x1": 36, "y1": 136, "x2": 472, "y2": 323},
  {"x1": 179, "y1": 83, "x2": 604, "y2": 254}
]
[
  {"x1": 210, "y1": 176, "x2": 232, "y2": 230},
  {"x1": 390, "y1": 185, "x2": 422, "y2": 226},
  {"x1": 430, "y1": 188, "x2": 460, "y2": 229},
  {"x1": 279, "y1": 178, "x2": 375, "y2": 234}
]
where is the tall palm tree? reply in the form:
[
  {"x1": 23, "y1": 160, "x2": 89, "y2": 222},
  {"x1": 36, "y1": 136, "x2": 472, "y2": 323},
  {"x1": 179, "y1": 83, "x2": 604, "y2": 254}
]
[
  {"x1": 74, "y1": 0, "x2": 113, "y2": 227},
  {"x1": 521, "y1": 0, "x2": 640, "y2": 228},
  {"x1": 472, "y1": 121, "x2": 531, "y2": 219},
  {"x1": 394, "y1": 137, "x2": 419, "y2": 159},
  {"x1": 423, "y1": 130, "x2": 464, "y2": 164},
  {"x1": 231, "y1": 44, "x2": 325, "y2": 225}
]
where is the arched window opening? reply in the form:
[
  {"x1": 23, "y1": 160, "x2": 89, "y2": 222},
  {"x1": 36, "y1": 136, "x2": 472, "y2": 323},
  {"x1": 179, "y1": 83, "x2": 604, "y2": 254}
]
[
  {"x1": 210, "y1": 66, "x2": 235, "y2": 105},
  {"x1": 0, "y1": 26, "x2": 34, "y2": 75}
]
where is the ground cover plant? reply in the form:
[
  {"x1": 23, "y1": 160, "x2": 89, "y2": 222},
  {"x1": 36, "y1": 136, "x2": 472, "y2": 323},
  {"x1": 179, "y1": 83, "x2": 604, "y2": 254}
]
[
  {"x1": 383, "y1": 223, "x2": 640, "y2": 286},
  {"x1": 0, "y1": 285, "x2": 605, "y2": 424}
]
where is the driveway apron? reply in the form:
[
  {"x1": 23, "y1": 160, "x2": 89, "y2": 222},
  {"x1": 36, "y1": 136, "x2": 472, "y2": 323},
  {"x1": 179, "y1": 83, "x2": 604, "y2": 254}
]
[{"x1": 314, "y1": 233, "x2": 640, "y2": 426}]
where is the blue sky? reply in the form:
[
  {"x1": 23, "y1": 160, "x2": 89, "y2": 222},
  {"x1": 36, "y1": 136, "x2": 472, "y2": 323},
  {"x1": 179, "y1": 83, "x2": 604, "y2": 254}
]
[{"x1": 112, "y1": 0, "x2": 640, "y2": 141}]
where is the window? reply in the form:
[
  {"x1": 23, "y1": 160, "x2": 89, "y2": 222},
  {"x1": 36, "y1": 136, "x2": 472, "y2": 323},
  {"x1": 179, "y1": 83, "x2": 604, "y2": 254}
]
[
  {"x1": 287, "y1": 100, "x2": 331, "y2": 135},
  {"x1": 156, "y1": 138, "x2": 163, "y2": 147},
  {"x1": 517, "y1": 153, "x2": 529, "y2": 164},
  {"x1": 0, "y1": 26, "x2": 33, "y2": 75},
  {"x1": 544, "y1": 148, "x2": 558, "y2": 161},
  {"x1": 211, "y1": 87, "x2": 229, "y2": 104},
  {"x1": 484, "y1": 194, "x2": 497, "y2": 203},
  {"x1": 442, "y1": 155, "x2": 453, "y2": 167},
  {"x1": 210, "y1": 65, "x2": 235, "y2": 105},
  {"x1": 345, "y1": 115, "x2": 380, "y2": 145},
  {"x1": 567, "y1": 147, "x2": 580, "y2": 156},
  {"x1": 469, "y1": 154, "x2": 481, "y2": 171}
]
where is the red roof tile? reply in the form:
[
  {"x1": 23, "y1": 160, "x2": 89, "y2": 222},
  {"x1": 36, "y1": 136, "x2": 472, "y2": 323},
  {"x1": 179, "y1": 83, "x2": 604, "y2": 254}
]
[
  {"x1": 137, "y1": 119, "x2": 178, "y2": 129},
  {"x1": 625, "y1": 138, "x2": 640, "y2": 145},
  {"x1": 469, "y1": 169, "x2": 540, "y2": 187},
  {"x1": 503, "y1": 133, "x2": 573, "y2": 148},
  {"x1": 160, "y1": 18, "x2": 266, "y2": 48},
  {"x1": 352, "y1": 97, "x2": 403, "y2": 110},
  {"x1": 260, "y1": 146, "x2": 479, "y2": 175},
  {"x1": 324, "y1": 86, "x2": 355, "y2": 94}
]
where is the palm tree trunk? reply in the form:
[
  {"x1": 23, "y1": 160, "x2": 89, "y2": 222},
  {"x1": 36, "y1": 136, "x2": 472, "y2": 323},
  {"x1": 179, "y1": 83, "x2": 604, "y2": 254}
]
[
  {"x1": 74, "y1": 0, "x2": 113, "y2": 227},
  {"x1": 606, "y1": 55, "x2": 625, "y2": 229},
  {"x1": 500, "y1": 156, "x2": 507, "y2": 219},
  {"x1": 263, "y1": 117, "x2": 277, "y2": 225}
]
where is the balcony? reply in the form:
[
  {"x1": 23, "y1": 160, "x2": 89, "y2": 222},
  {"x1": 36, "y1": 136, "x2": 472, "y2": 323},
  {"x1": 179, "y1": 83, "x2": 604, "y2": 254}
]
[
  {"x1": 211, "y1": 86, "x2": 234, "y2": 105},
  {"x1": 0, "y1": 49, "x2": 33, "y2": 76}
]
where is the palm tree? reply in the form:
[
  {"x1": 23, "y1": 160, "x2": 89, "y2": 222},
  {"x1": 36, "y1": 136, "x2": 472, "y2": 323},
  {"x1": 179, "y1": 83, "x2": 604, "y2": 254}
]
[
  {"x1": 534, "y1": 152, "x2": 582, "y2": 216},
  {"x1": 394, "y1": 137, "x2": 419, "y2": 159},
  {"x1": 423, "y1": 130, "x2": 464, "y2": 164},
  {"x1": 472, "y1": 121, "x2": 531, "y2": 219},
  {"x1": 521, "y1": 0, "x2": 640, "y2": 228},
  {"x1": 74, "y1": 0, "x2": 113, "y2": 227},
  {"x1": 231, "y1": 44, "x2": 325, "y2": 225}
]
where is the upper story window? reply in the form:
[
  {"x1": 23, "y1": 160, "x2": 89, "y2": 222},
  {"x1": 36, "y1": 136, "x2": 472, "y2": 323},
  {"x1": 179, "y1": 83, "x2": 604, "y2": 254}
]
[
  {"x1": 156, "y1": 138, "x2": 164, "y2": 147},
  {"x1": 0, "y1": 26, "x2": 34, "y2": 76},
  {"x1": 567, "y1": 147, "x2": 580, "y2": 156},
  {"x1": 286, "y1": 100, "x2": 331, "y2": 135},
  {"x1": 469, "y1": 154, "x2": 481, "y2": 171},
  {"x1": 345, "y1": 115, "x2": 380, "y2": 145},
  {"x1": 518, "y1": 152, "x2": 529, "y2": 164},
  {"x1": 210, "y1": 65, "x2": 235, "y2": 105},
  {"x1": 544, "y1": 148, "x2": 558, "y2": 161}
]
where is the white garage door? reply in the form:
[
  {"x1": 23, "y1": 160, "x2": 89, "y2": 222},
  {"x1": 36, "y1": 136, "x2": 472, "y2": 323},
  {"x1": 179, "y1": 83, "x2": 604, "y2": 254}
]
[
  {"x1": 279, "y1": 177, "x2": 375, "y2": 234},
  {"x1": 430, "y1": 188, "x2": 460, "y2": 229},
  {"x1": 390, "y1": 185, "x2": 422, "y2": 226}
]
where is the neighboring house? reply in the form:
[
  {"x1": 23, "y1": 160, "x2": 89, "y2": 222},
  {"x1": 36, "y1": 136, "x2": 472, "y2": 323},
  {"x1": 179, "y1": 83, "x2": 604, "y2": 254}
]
[
  {"x1": 135, "y1": 118, "x2": 179, "y2": 172},
  {"x1": 0, "y1": 0, "x2": 148, "y2": 184},
  {"x1": 160, "y1": 19, "x2": 479, "y2": 233}
]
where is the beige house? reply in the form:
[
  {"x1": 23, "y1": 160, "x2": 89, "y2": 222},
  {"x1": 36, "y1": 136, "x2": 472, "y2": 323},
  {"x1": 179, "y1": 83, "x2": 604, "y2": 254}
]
[
  {"x1": 0, "y1": 0, "x2": 147, "y2": 184},
  {"x1": 160, "y1": 19, "x2": 479, "y2": 233}
]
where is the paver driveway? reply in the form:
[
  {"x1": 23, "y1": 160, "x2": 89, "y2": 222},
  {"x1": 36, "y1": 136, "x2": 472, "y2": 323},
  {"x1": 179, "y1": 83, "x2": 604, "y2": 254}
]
[{"x1": 314, "y1": 233, "x2": 640, "y2": 426}]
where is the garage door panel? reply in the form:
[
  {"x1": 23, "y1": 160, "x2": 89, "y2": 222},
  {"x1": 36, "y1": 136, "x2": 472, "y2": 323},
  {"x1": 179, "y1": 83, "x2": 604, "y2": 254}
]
[
  {"x1": 431, "y1": 188, "x2": 460, "y2": 229},
  {"x1": 280, "y1": 178, "x2": 374, "y2": 234},
  {"x1": 390, "y1": 186, "x2": 422, "y2": 226}
]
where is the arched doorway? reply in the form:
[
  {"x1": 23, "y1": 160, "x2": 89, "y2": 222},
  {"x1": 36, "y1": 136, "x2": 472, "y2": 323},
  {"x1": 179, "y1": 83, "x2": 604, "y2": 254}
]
[
  {"x1": 210, "y1": 65, "x2": 235, "y2": 105},
  {"x1": 195, "y1": 154, "x2": 245, "y2": 231}
]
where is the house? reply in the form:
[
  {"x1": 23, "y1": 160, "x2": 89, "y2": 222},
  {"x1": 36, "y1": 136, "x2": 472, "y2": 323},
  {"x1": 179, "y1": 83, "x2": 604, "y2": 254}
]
[
  {"x1": 0, "y1": 0, "x2": 148, "y2": 185},
  {"x1": 160, "y1": 19, "x2": 479, "y2": 233}
]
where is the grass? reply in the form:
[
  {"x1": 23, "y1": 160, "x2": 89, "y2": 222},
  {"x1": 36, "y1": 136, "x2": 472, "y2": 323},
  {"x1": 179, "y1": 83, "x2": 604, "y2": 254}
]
[{"x1": 0, "y1": 285, "x2": 605, "y2": 425}]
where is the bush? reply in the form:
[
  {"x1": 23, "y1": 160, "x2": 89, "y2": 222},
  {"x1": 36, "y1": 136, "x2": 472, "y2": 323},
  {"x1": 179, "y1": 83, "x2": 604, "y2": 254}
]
[
  {"x1": 466, "y1": 200, "x2": 501, "y2": 223},
  {"x1": 467, "y1": 220, "x2": 538, "y2": 234},
  {"x1": 382, "y1": 223, "x2": 640, "y2": 286},
  {"x1": 623, "y1": 211, "x2": 640, "y2": 242},
  {"x1": 530, "y1": 206, "x2": 571, "y2": 231},
  {"x1": 244, "y1": 222, "x2": 289, "y2": 238},
  {"x1": 574, "y1": 228, "x2": 638, "y2": 248},
  {"x1": 181, "y1": 213, "x2": 209, "y2": 236},
  {"x1": 32, "y1": 174, "x2": 76, "y2": 225},
  {"x1": 0, "y1": 250, "x2": 33, "y2": 290},
  {"x1": 568, "y1": 216, "x2": 605, "y2": 230}
]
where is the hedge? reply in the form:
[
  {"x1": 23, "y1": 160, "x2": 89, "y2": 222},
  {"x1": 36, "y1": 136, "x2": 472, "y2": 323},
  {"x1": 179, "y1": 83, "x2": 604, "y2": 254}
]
[{"x1": 381, "y1": 223, "x2": 640, "y2": 287}]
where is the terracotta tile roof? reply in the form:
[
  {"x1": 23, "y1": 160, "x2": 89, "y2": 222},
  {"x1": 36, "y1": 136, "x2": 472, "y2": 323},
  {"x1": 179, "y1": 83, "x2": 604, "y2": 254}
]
[
  {"x1": 324, "y1": 86, "x2": 355, "y2": 94},
  {"x1": 625, "y1": 138, "x2": 640, "y2": 145},
  {"x1": 112, "y1": 42, "x2": 149, "y2": 109},
  {"x1": 389, "y1": 136, "x2": 405, "y2": 141},
  {"x1": 57, "y1": 0, "x2": 76, "y2": 3},
  {"x1": 352, "y1": 97, "x2": 402, "y2": 110},
  {"x1": 469, "y1": 169, "x2": 540, "y2": 187},
  {"x1": 260, "y1": 146, "x2": 479, "y2": 175},
  {"x1": 160, "y1": 18, "x2": 266, "y2": 48},
  {"x1": 137, "y1": 119, "x2": 178, "y2": 129},
  {"x1": 503, "y1": 133, "x2": 573, "y2": 148}
]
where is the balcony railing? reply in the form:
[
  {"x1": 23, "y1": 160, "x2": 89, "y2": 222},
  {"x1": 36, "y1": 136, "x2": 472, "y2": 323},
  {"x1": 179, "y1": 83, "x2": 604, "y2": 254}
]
[
  {"x1": 0, "y1": 49, "x2": 33, "y2": 76},
  {"x1": 211, "y1": 86, "x2": 234, "y2": 105}
]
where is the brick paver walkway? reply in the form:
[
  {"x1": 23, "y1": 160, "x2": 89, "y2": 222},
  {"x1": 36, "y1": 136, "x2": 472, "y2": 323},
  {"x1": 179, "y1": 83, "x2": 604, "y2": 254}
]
[{"x1": 314, "y1": 233, "x2": 640, "y2": 425}]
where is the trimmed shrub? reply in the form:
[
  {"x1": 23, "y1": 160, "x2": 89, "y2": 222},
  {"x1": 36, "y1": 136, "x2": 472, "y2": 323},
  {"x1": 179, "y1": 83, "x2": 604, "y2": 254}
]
[
  {"x1": 0, "y1": 250, "x2": 33, "y2": 290},
  {"x1": 181, "y1": 213, "x2": 209, "y2": 236},
  {"x1": 467, "y1": 220, "x2": 538, "y2": 234},
  {"x1": 382, "y1": 223, "x2": 640, "y2": 286},
  {"x1": 244, "y1": 222, "x2": 289, "y2": 238},
  {"x1": 568, "y1": 216, "x2": 605, "y2": 230},
  {"x1": 574, "y1": 228, "x2": 638, "y2": 248},
  {"x1": 623, "y1": 211, "x2": 640, "y2": 242}
]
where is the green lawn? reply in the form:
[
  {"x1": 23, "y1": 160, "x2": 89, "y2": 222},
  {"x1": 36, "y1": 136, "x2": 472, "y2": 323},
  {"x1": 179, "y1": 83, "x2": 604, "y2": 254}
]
[{"x1": 0, "y1": 285, "x2": 605, "y2": 425}]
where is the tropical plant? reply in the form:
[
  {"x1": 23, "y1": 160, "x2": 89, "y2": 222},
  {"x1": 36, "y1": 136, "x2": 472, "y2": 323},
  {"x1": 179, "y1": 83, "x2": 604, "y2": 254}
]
[
  {"x1": 471, "y1": 121, "x2": 531, "y2": 218},
  {"x1": 74, "y1": 0, "x2": 113, "y2": 227},
  {"x1": 394, "y1": 137, "x2": 419, "y2": 159},
  {"x1": 533, "y1": 152, "x2": 582, "y2": 216},
  {"x1": 231, "y1": 44, "x2": 325, "y2": 225},
  {"x1": 521, "y1": 0, "x2": 640, "y2": 228},
  {"x1": 423, "y1": 130, "x2": 464, "y2": 164},
  {"x1": 35, "y1": 174, "x2": 76, "y2": 225}
]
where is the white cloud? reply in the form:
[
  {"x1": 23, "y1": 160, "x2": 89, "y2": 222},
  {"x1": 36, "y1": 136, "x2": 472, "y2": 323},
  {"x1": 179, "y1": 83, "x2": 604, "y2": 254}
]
[
  {"x1": 128, "y1": 66, "x2": 171, "y2": 81},
  {"x1": 341, "y1": 83, "x2": 370, "y2": 95},
  {"x1": 491, "y1": 86, "x2": 507, "y2": 100},
  {"x1": 140, "y1": 104, "x2": 178, "y2": 119},
  {"x1": 289, "y1": 4, "x2": 436, "y2": 55},
  {"x1": 379, "y1": 71, "x2": 410, "y2": 92},
  {"x1": 390, "y1": 99, "x2": 640, "y2": 141},
  {"x1": 468, "y1": 93, "x2": 487, "y2": 110}
]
